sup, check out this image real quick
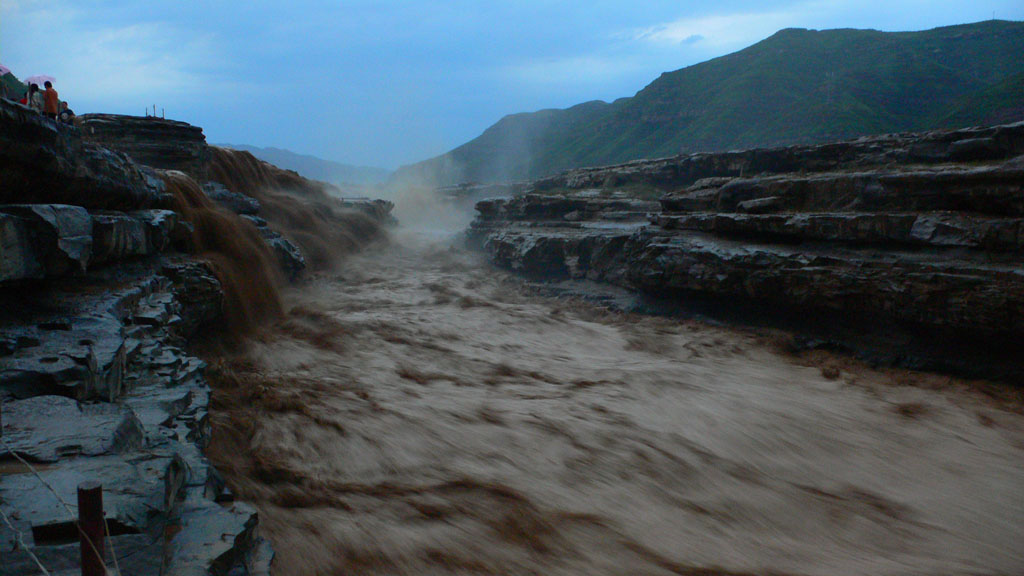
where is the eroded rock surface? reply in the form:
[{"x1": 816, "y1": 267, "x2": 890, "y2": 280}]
[
  {"x1": 469, "y1": 122, "x2": 1024, "y2": 381},
  {"x1": 79, "y1": 113, "x2": 211, "y2": 181},
  {"x1": 0, "y1": 100, "x2": 165, "y2": 210},
  {"x1": 0, "y1": 264, "x2": 262, "y2": 575},
  {"x1": 1, "y1": 100, "x2": 396, "y2": 574}
]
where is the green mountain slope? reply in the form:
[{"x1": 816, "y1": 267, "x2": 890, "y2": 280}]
[{"x1": 393, "y1": 20, "x2": 1024, "y2": 186}]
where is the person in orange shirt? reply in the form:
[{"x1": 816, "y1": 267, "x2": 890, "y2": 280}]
[{"x1": 43, "y1": 81, "x2": 59, "y2": 119}]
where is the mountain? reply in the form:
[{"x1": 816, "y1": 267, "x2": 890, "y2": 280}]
[
  {"x1": 218, "y1": 144, "x2": 391, "y2": 187},
  {"x1": 393, "y1": 20, "x2": 1024, "y2": 187}
]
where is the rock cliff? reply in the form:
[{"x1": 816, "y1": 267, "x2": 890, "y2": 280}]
[
  {"x1": 468, "y1": 122, "x2": 1024, "y2": 382},
  {"x1": 0, "y1": 101, "x2": 393, "y2": 575},
  {"x1": 79, "y1": 113, "x2": 211, "y2": 181}
]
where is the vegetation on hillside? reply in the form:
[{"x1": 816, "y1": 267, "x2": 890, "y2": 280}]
[{"x1": 393, "y1": 20, "x2": 1024, "y2": 186}]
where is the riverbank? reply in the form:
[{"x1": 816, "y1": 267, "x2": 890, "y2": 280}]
[
  {"x1": 468, "y1": 122, "x2": 1024, "y2": 383},
  {"x1": 0, "y1": 99, "x2": 393, "y2": 575}
]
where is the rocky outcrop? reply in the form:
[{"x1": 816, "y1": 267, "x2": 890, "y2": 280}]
[
  {"x1": 0, "y1": 100, "x2": 166, "y2": 210},
  {"x1": 0, "y1": 263, "x2": 263, "y2": 576},
  {"x1": 532, "y1": 122, "x2": 1024, "y2": 194},
  {"x1": 0, "y1": 103, "x2": 392, "y2": 574},
  {"x1": 80, "y1": 114, "x2": 211, "y2": 181},
  {"x1": 469, "y1": 122, "x2": 1024, "y2": 382}
]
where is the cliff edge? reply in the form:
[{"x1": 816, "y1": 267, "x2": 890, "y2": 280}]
[
  {"x1": 0, "y1": 100, "x2": 392, "y2": 575},
  {"x1": 468, "y1": 122, "x2": 1024, "y2": 382}
]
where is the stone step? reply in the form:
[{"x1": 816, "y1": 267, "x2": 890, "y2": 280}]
[
  {"x1": 533, "y1": 121, "x2": 1024, "y2": 193},
  {"x1": 476, "y1": 194, "x2": 660, "y2": 223},
  {"x1": 0, "y1": 396, "x2": 144, "y2": 462},
  {"x1": 655, "y1": 212, "x2": 1024, "y2": 251},
  {"x1": 661, "y1": 159, "x2": 1024, "y2": 216},
  {"x1": 627, "y1": 230, "x2": 1024, "y2": 337}
]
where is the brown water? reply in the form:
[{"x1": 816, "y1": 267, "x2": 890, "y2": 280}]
[
  {"x1": 162, "y1": 169, "x2": 284, "y2": 332},
  {"x1": 207, "y1": 230, "x2": 1024, "y2": 576}
]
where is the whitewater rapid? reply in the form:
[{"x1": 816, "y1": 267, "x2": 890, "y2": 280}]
[{"x1": 208, "y1": 230, "x2": 1024, "y2": 576}]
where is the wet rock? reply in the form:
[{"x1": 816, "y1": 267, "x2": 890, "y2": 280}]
[
  {"x1": 164, "y1": 491, "x2": 262, "y2": 576},
  {"x1": 240, "y1": 215, "x2": 306, "y2": 280},
  {"x1": 161, "y1": 260, "x2": 224, "y2": 337},
  {"x1": 470, "y1": 121, "x2": 1024, "y2": 382},
  {"x1": 79, "y1": 113, "x2": 211, "y2": 181},
  {"x1": 659, "y1": 189, "x2": 719, "y2": 213},
  {"x1": 0, "y1": 204, "x2": 92, "y2": 281},
  {"x1": 654, "y1": 212, "x2": 1023, "y2": 251},
  {"x1": 172, "y1": 219, "x2": 197, "y2": 253},
  {"x1": 0, "y1": 314, "x2": 127, "y2": 401},
  {"x1": 133, "y1": 209, "x2": 180, "y2": 253},
  {"x1": 482, "y1": 228, "x2": 635, "y2": 283},
  {"x1": 86, "y1": 208, "x2": 174, "y2": 267},
  {"x1": 0, "y1": 212, "x2": 44, "y2": 281},
  {"x1": 711, "y1": 162, "x2": 1024, "y2": 216},
  {"x1": 203, "y1": 181, "x2": 261, "y2": 215},
  {"x1": 90, "y1": 211, "x2": 148, "y2": 265},
  {"x1": 737, "y1": 195, "x2": 782, "y2": 214},
  {"x1": 0, "y1": 99, "x2": 164, "y2": 210},
  {"x1": 1, "y1": 395, "x2": 143, "y2": 462},
  {"x1": 625, "y1": 230, "x2": 1024, "y2": 336},
  {"x1": 335, "y1": 198, "x2": 397, "y2": 224}
]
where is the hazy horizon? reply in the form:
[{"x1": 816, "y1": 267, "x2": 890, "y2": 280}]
[{"x1": 2, "y1": 1, "x2": 1022, "y2": 169}]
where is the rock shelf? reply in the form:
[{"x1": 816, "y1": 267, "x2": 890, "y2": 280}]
[
  {"x1": 0, "y1": 99, "x2": 392, "y2": 575},
  {"x1": 468, "y1": 122, "x2": 1024, "y2": 382}
]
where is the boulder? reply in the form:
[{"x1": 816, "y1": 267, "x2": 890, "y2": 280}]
[
  {"x1": 203, "y1": 181, "x2": 261, "y2": 215},
  {"x1": 0, "y1": 204, "x2": 92, "y2": 281},
  {"x1": 241, "y1": 215, "x2": 306, "y2": 280},
  {"x1": 132, "y1": 209, "x2": 180, "y2": 253},
  {"x1": 91, "y1": 211, "x2": 148, "y2": 265},
  {"x1": 161, "y1": 260, "x2": 224, "y2": 337}
]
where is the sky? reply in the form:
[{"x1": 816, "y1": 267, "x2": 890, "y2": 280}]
[{"x1": 2, "y1": 1, "x2": 1022, "y2": 169}]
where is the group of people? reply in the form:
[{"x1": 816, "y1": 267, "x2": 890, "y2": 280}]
[{"x1": 6, "y1": 80, "x2": 75, "y2": 125}]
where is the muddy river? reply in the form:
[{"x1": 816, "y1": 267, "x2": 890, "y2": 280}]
[{"x1": 207, "y1": 229, "x2": 1024, "y2": 576}]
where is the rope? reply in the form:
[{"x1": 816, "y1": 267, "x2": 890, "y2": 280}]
[
  {"x1": 0, "y1": 504, "x2": 52, "y2": 576},
  {"x1": 103, "y1": 515, "x2": 122, "y2": 576},
  {"x1": 0, "y1": 437, "x2": 116, "y2": 575}
]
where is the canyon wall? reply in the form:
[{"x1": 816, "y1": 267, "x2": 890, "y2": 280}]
[
  {"x1": 468, "y1": 122, "x2": 1024, "y2": 382},
  {"x1": 0, "y1": 100, "x2": 392, "y2": 575}
]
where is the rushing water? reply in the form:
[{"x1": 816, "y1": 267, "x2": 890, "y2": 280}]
[{"x1": 207, "y1": 229, "x2": 1024, "y2": 576}]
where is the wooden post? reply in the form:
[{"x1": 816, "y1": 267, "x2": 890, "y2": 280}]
[{"x1": 77, "y1": 481, "x2": 105, "y2": 576}]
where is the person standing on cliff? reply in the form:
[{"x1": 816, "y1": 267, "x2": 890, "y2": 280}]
[
  {"x1": 43, "y1": 81, "x2": 59, "y2": 119},
  {"x1": 59, "y1": 101, "x2": 75, "y2": 125},
  {"x1": 26, "y1": 83, "x2": 44, "y2": 112}
]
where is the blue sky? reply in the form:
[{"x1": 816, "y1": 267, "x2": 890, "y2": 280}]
[{"x1": 2, "y1": 1, "x2": 1021, "y2": 168}]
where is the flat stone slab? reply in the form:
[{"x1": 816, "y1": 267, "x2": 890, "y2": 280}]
[
  {"x1": 0, "y1": 395, "x2": 143, "y2": 463},
  {"x1": 0, "y1": 454, "x2": 176, "y2": 540},
  {"x1": 164, "y1": 491, "x2": 261, "y2": 576}
]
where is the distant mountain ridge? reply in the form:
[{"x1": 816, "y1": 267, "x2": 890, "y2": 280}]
[
  {"x1": 218, "y1": 144, "x2": 390, "y2": 187},
  {"x1": 393, "y1": 20, "x2": 1024, "y2": 187}
]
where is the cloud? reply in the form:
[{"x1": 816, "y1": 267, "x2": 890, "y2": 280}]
[
  {"x1": 1, "y1": 1, "x2": 239, "y2": 109},
  {"x1": 631, "y1": 8, "x2": 804, "y2": 52}
]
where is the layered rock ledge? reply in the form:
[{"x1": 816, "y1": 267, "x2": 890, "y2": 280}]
[
  {"x1": 0, "y1": 100, "x2": 392, "y2": 575},
  {"x1": 468, "y1": 122, "x2": 1024, "y2": 382}
]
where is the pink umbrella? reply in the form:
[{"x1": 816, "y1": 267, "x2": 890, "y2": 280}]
[{"x1": 24, "y1": 74, "x2": 55, "y2": 86}]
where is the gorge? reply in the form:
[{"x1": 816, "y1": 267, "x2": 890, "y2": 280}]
[{"x1": 1, "y1": 98, "x2": 1023, "y2": 576}]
